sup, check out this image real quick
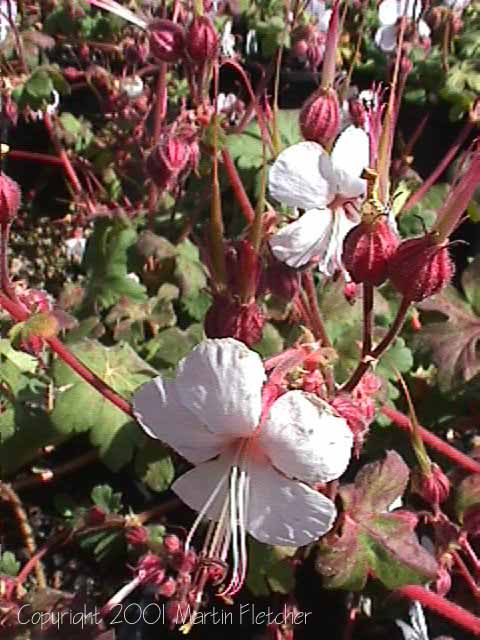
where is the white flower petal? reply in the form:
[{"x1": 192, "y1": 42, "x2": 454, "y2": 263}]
[
  {"x1": 375, "y1": 25, "x2": 398, "y2": 52},
  {"x1": 174, "y1": 338, "x2": 265, "y2": 438},
  {"x1": 269, "y1": 208, "x2": 335, "y2": 269},
  {"x1": 246, "y1": 451, "x2": 338, "y2": 545},
  {"x1": 172, "y1": 451, "x2": 233, "y2": 520},
  {"x1": 319, "y1": 7, "x2": 332, "y2": 32},
  {"x1": 133, "y1": 377, "x2": 227, "y2": 464},
  {"x1": 418, "y1": 19, "x2": 430, "y2": 39},
  {"x1": 318, "y1": 209, "x2": 357, "y2": 277},
  {"x1": 332, "y1": 125, "x2": 370, "y2": 181},
  {"x1": 269, "y1": 142, "x2": 334, "y2": 210},
  {"x1": 259, "y1": 391, "x2": 353, "y2": 484},
  {"x1": 378, "y1": 0, "x2": 422, "y2": 25}
]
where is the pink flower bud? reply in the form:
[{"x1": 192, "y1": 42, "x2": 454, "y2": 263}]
[
  {"x1": 86, "y1": 506, "x2": 106, "y2": 526},
  {"x1": 158, "y1": 576, "x2": 177, "y2": 598},
  {"x1": 137, "y1": 553, "x2": 165, "y2": 585},
  {"x1": 146, "y1": 137, "x2": 191, "y2": 191},
  {"x1": 163, "y1": 534, "x2": 181, "y2": 554},
  {"x1": 435, "y1": 565, "x2": 452, "y2": 596},
  {"x1": 204, "y1": 296, "x2": 265, "y2": 347},
  {"x1": 126, "y1": 526, "x2": 149, "y2": 546},
  {"x1": 343, "y1": 282, "x2": 358, "y2": 304},
  {"x1": 348, "y1": 98, "x2": 366, "y2": 128},
  {"x1": 149, "y1": 19, "x2": 185, "y2": 63},
  {"x1": 171, "y1": 549, "x2": 197, "y2": 574},
  {"x1": 292, "y1": 39, "x2": 308, "y2": 58},
  {"x1": 186, "y1": 16, "x2": 218, "y2": 65},
  {"x1": 299, "y1": 88, "x2": 340, "y2": 147},
  {"x1": 411, "y1": 464, "x2": 450, "y2": 507},
  {"x1": 0, "y1": 173, "x2": 21, "y2": 225},
  {"x1": 263, "y1": 259, "x2": 300, "y2": 301},
  {"x1": 342, "y1": 219, "x2": 399, "y2": 286},
  {"x1": 389, "y1": 234, "x2": 454, "y2": 302}
]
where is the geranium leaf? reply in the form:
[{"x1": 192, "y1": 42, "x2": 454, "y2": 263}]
[{"x1": 316, "y1": 451, "x2": 438, "y2": 590}]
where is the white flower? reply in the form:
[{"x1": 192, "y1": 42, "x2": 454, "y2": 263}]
[
  {"x1": 65, "y1": 235, "x2": 86, "y2": 263},
  {"x1": 268, "y1": 126, "x2": 369, "y2": 275},
  {"x1": 396, "y1": 602, "x2": 430, "y2": 640},
  {"x1": 134, "y1": 338, "x2": 353, "y2": 595},
  {"x1": 30, "y1": 89, "x2": 60, "y2": 121},
  {"x1": 221, "y1": 20, "x2": 235, "y2": 57},
  {"x1": 0, "y1": 0, "x2": 17, "y2": 43},
  {"x1": 375, "y1": 0, "x2": 430, "y2": 53},
  {"x1": 245, "y1": 29, "x2": 258, "y2": 55},
  {"x1": 120, "y1": 75, "x2": 144, "y2": 99},
  {"x1": 444, "y1": 0, "x2": 470, "y2": 9}
]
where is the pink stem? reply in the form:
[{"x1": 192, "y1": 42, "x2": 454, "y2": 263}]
[
  {"x1": 452, "y1": 550, "x2": 480, "y2": 600},
  {"x1": 8, "y1": 150, "x2": 65, "y2": 167},
  {"x1": 382, "y1": 406, "x2": 480, "y2": 474},
  {"x1": 43, "y1": 113, "x2": 83, "y2": 196},
  {"x1": 0, "y1": 292, "x2": 133, "y2": 418},
  {"x1": 221, "y1": 149, "x2": 255, "y2": 224},
  {"x1": 396, "y1": 585, "x2": 480, "y2": 636},
  {"x1": 402, "y1": 120, "x2": 474, "y2": 213},
  {"x1": 148, "y1": 63, "x2": 168, "y2": 221}
]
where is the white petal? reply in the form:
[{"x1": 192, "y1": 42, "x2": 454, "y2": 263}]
[
  {"x1": 269, "y1": 208, "x2": 335, "y2": 269},
  {"x1": 246, "y1": 451, "x2": 338, "y2": 545},
  {"x1": 375, "y1": 25, "x2": 398, "y2": 52},
  {"x1": 418, "y1": 19, "x2": 430, "y2": 39},
  {"x1": 319, "y1": 7, "x2": 332, "y2": 32},
  {"x1": 172, "y1": 451, "x2": 233, "y2": 520},
  {"x1": 378, "y1": 0, "x2": 422, "y2": 24},
  {"x1": 133, "y1": 377, "x2": 227, "y2": 464},
  {"x1": 259, "y1": 391, "x2": 353, "y2": 484},
  {"x1": 269, "y1": 142, "x2": 334, "y2": 210},
  {"x1": 318, "y1": 209, "x2": 357, "y2": 277},
  {"x1": 332, "y1": 126, "x2": 370, "y2": 182},
  {"x1": 174, "y1": 338, "x2": 265, "y2": 438}
]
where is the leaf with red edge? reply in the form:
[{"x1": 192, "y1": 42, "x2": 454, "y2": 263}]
[
  {"x1": 416, "y1": 283, "x2": 480, "y2": 391},
  {"x1": 316, "y1": 451, "x2": 438, "y2": 590}
]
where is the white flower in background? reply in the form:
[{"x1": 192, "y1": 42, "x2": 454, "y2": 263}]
[
  {"x1": 120, "y1": 75, "x2": 144, "y2": 100},
  {"x1": 268, "y1": 125, "x2": 369, "y2": 276},
  {"x1": 307, "y1": 0, "x2": 332, "y2": 32},
  {"x1": 245, "y1": 29, "x2": 258, "y2": 55},
  {"x1": 375, "y1": 0, "x2": 430, "y2": 53},
  {"x1": 134, "y1": 338, "x2": 353, "y2": 595},
  {"x1": 444, "y1": 0, "x2": 470, "y2": 9},
  {"x1": 396, "y1": 602, "x2": 431, "y2": 640},
  {"x1": 65, "y1": 230, "x2": 86, "y2": 263},
  {"x1": 30, "y1": 89, "x2": 60, "y2": 121},
  {"x1": 221, "y1": 20, "x2": 235, "y2": 57},
  {"x1": 0, "y1": 0, "x2": 17, "y2": 43}
]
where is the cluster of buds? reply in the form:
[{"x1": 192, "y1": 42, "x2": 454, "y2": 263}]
[
  {"x1": 204, "y1": 240, "x2": 265, "y2": 347},
  {"x1": 291, "y1": 24, "x2": 326, "y2": 69},
  {"x1": 146, "y1": 126, "x2": 198, "y2": 193},
  {"x1": 148, "y1": 16, "x2": 218, "y2": 67}
]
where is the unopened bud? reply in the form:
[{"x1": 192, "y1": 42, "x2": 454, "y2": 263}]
[
  {"x1": 264, "y1": 259, "x2": 300, "y2": 301},
  {"x1": 348, "y1": 98, "x2": 366, "y2": 129},
  {"x1": 149, "y1": 19, "x2": 185, "y2": 63},
  {"x1": 126, "y1": 526, "x2": 149, "y2": 546},
  {"x1": 204, "y1": 296, "x2": 265, "y2": 347},
  {"x1": 411, "y1": 463, "x2": 450, "y2": 507},
  {"x1": 342, "y1": 219, "x2": 399, "y2": 286},
  {"x1": 158, "y1": 576, "x2": 176, "y2": 598},
  {"x1": 299, "y1": 88, "x2": 340, "y2": 146},
  {"x1": 163, "y1": 534, "x2": 181, "y2": 554},
  {"x1": 389, "y1": 234, "x2": 454, "y2": 302},
  {"x1": 186, "y1": 16, "x2": 218, "y2": 65},
  {"x1": 146, "y1": 137, "x2": 191, "y2": 191}
]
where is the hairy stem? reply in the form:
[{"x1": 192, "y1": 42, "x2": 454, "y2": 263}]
[
  {"x1": 221, "y1": 149, "x2": 255, "y2": 224},
  {"x1": 43, "y1": 113, "x2": 83, "y2": 196},
  {"x1": 302, "y1": 272, "x2": 332, "y2": 348},
  {"x1": 148, "y1": 63, "x2": 168, "y2": 222},
  {"x1": 382, "y1": 405, "x2": 480, "y2": 475},
  {"x1": 12, "y1": 451, "x2": 98, "y2": 491}
]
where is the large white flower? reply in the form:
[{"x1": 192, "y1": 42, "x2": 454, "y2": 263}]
[
  {"x1": 133, "y1": 338, "x2": 353, "y2": 595},
  {"x1": 0, "y1": 0, "x2": 17, "y2": 43},
  {"x1": 375, "y1": 0, "x2": 430, "y2": 53},
  {"x1": 268, "y1": 125, "x2": 369, "y2": 275}
]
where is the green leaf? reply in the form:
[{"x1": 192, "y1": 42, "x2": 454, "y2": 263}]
[
  {"x1": 135, "y1": 443, "x2": 174, "y2": 493},
  {"x1": 91, "y1": 485, "x2": 123, "y2": 514},
  {"x1": 254, "y1": 322, "x2": 284, "y2": 358},
  {"x1": 0, "y1": 551, "x2": 20, "y2": 577},
  {"x1": 316, "y1": 451, "x2": 438, "y2": 590},
  {"x1": 247, "y1": 539, "x2": 295, "y2": 596},
  {"x1": 174, "y1": 240, "x2": 207, "y2": 298},
  {"x1": 50, "y1": 340, "x2": 156, "y2": 470},
  {"x1": 399, "y1": 184, "x2": 448, "y2": 238},
  {"x1": 82, "y1": 218, "x2": 147, "y2": 311},
  {"x1": 144, "y1": 325, "x2": 204, "y2": 370},
  {"x1": 461, "y1": 257, "x2": 480, "y2": 316},
  {"x1": 377, "y1": 337, "x2": 414, "y2": 381}
]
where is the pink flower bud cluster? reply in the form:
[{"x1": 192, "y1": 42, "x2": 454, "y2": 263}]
[{"x1": 149, "y1": 16, "x2": 218, "y2": 66}]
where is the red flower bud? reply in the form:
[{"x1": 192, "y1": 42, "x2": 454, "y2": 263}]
[
  {"x1": 435, "y1": 565, "x2": 452, "y2": 596},
  {"x1": 389, "y1": 234, "x2": 454, "y2": 302},
  {"x1": 342, "y1": 219, "x2": 399, "y2": 286},
  {"x1": 204, "y1": 296, "x2": 265, "y2": 347},
  {"x1": 263, "y1": 258, "x2": 300, "y2": 301},
  {"x1": 343, "y1": 282, "x2": 358, "y2": 304},
  {"x1": 86, "y1": 505, "x2": 106, "y2": 526},
  {"x1": 146, "y1": 137, "x2": 191, "y2": 191},
  {"x1": 0, "y1": 172, "x2": 21, "y2": 225},
  {"x1": 411, "y1": 463, "x2": 450, "y2": 507},
  {"x1": 186, "y1": 16, "x2": 218, "y2": 65},
  {"x1": 348, "y1": 98, "x2": 366, "y2": 129},
  {"x1": 126, "y1": 526, "x2": 149, "y2": 546},
  {"x1": 299, "y1": 88, "x2": 340, "y2": 146},
  {"x1": 137, "y1": 553, "x2": 165, "y2": 585},
  {"x1": 158, "y1": 577, "x2": 176, "y2": 598},
  {"x1": 149, "y1": 20, "x2": 185, "y2": 63},
  {"x1": 163, "y1": 534, "x2": 181, "y2": 554}
]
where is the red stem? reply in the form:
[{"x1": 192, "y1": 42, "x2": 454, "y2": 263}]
[
  {"x1": 221, "y1": 149, "x2": 255, "y2": 224},
  {"x1": 452, "y1": 550, "x2": 480, "y2": 600},
  {"x1": 382, "y1": 405, "x2": 480, "y2": 475},
  {"x1": 302, "y1": 272, "x2": 332, "y2": 348},
  {"x1": 0, "y1": 291, "x2": 133, "y2": 418},
  {"x1": 8, "y1": 150, "x2": 65, "y2": 167},
  {"x1": 148, "y1": 63, "x2": 168, "y2": 221},
  {"x1": 43, "y1": 113, "x2": 83, "y2": 196},
  {"x1": 402, "y1": 120, "x2": 474, "y2": 213},
  {"x1": 396, "y1": 585, "x2": 480, "y2": 636}
]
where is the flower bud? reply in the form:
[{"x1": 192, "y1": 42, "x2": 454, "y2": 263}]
[
  {"x1": 389, "y1": 234, "x2": 454, "y2": 302},
  {"x1": 342, "y1": 219, "x2": 399, "y2": 286},
  {"x1": 146, "y1": 137, "x2": 191, "y2": 191},
  {"x1": 158, "y1": 576, "x2": 176, "y2": 598},
  {"x1": 348, "y1": 98, "x2": 367, "y2": 129},
  {"x1": 299, "y1": 88, "x2": 340, "y2": 146},
  {"x1": 204, "y1": 296, "x2": 265, "y2": 347},
  {"x1": 126, "y1": 526, "x2": 149, "y2": 546},
  {"x1": 263, "y1": 259, "x2": 300, "y2": 301},
  {"x1": 149, "y1": 20, "x2": 185, "y2": 63},
  {"x1": 411, "y1": 463, "x2": 450, "y2": 507},
  {"x1": 0, "y1": 172, "x2": 21, "y2": 225},
  {"x1": 163, "y1": 534, "x2": 181, "y2": 554},
  {"x1": 343, "y1": 281, "x2": 358, "y2": 304},
  {"x1": 435, "y1": 565, "x2": 452, "y2": 596},
  {"x1": 137, "y1": 553, "x2": 165, "y2": 584},
  {"x1": 186, "y1": 16, "x2": 218, "y2": 65},
  {"x1": 86, "y1": 506, "x2": 106, "y2": 526}
]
